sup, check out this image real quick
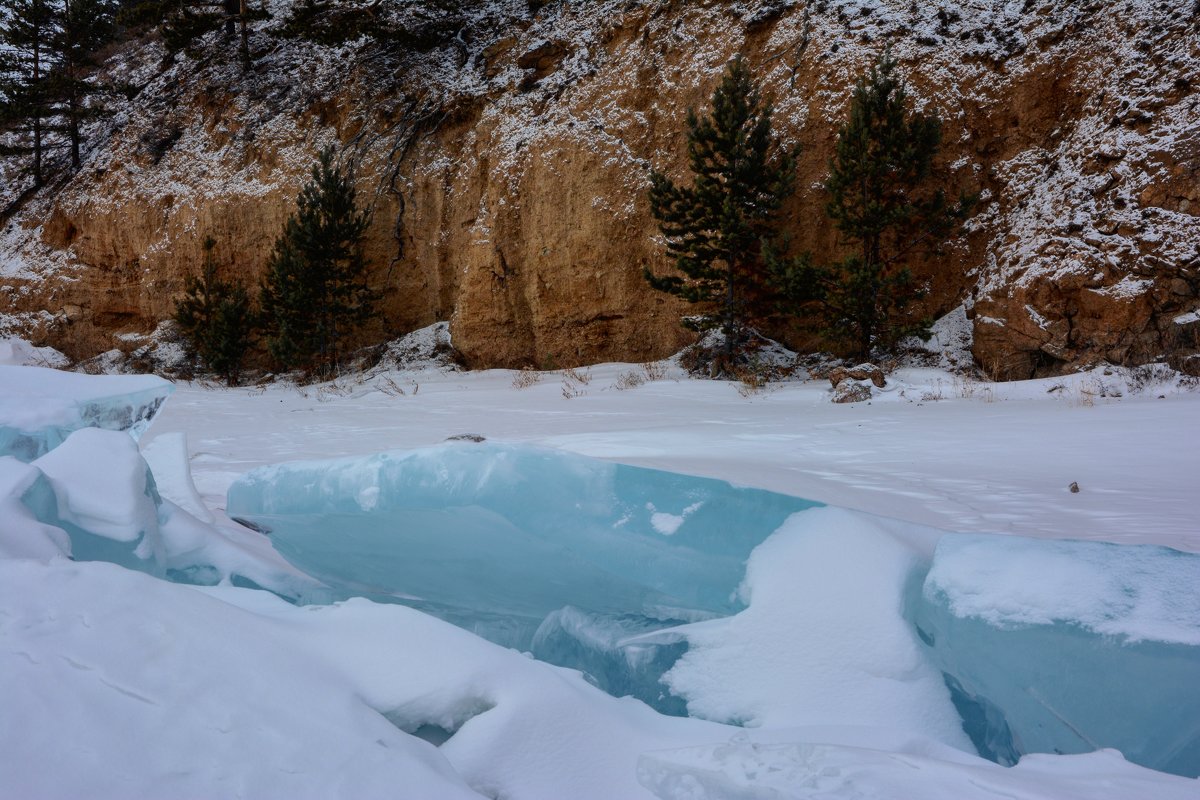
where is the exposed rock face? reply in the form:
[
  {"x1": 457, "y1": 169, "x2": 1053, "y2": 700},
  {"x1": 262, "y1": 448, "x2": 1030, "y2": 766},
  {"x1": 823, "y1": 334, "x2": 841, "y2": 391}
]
[
  {"x1": 0, "y1": 0, "x2": 1197, "y2": 376},
  {"x1": 967, "y1": 6, "x2": 1200, "y2": 379},
  {"x1": 829, "y1": 364, "x2": 886, "y2": 389}
]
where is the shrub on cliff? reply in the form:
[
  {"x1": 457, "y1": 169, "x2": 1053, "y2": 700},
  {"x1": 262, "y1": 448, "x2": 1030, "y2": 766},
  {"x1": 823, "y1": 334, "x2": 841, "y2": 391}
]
[
  {"x1": 772, "y1": 53, "x2": 975, "y2": 362},
  {"x1": 279, "y1": 0, "x2": 461, "y2": 50},
  {"x1": 174, "y1": 236, "x2": 255, "y2": 385},
  {"x1": 644, "y1": 55, "x2": 798, "y2": 375},
  {"x1": 119, "y1": 0, "x2": 266, "y2": 68},
  {"x1": 259, "y1": 147, "x2": 377, "y2": 378}
]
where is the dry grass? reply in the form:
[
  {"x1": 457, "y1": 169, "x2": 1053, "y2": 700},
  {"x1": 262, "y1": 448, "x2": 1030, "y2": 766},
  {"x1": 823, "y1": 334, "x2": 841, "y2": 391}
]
[
  {"x1": 614, "y1": 370, "x2": 645, "y2": 390},
  {"x1": 641, "y1": 361, "x2": 668, "y2": 382},
  {"x1": 734, "y1": 366, "x2": 771, "y2": 397},
  {"x1": 512, "y1": 367, "x2": 541, "y2": 389},
  {"x1": 560, "y1": 366, "x2": 592, "y2": 385}
]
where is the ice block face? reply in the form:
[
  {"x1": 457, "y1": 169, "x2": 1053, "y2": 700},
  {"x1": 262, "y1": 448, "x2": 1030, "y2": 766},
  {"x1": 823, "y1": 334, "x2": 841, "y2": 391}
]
[
  {"x1": 910, "y1": 534, "x2": 1200, "y2": 777},
  {"x1": 1, "y1": 426, "x2": 316, "y2": 602},
  {"x1": 226, "y1": 442, "x2": 819, "y2": 710},
  {"x1": 0, "y1": 365, "x2": 173, "y2": 461},
  {"x1": 531, "y1": 607, "x2": 691, "y2": 715},
  {"x1": 0, "y1": 428, "x2": 166, "y2": 572}
]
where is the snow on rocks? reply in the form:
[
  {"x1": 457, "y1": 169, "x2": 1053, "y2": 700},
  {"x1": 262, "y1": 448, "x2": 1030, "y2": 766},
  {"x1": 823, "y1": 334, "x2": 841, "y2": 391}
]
[
  {"x1": 0, "y1": 336, "x2": 69, "y2": 368},
  {"x1": 828, "y1": 364, "x2": 887, "y2": 389},
  {"x1": 831, "y1": 378, "x2": 873, "y2": 403}
]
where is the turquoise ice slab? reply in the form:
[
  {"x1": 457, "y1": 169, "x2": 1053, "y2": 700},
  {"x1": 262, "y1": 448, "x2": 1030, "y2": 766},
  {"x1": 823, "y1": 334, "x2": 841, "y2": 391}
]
[
  {"x1": 226, "y1": 442, "x2": 820, "y2": 711},
  {"x1": 910, "y1": 533, "x2": 1200, "y2": 777}
]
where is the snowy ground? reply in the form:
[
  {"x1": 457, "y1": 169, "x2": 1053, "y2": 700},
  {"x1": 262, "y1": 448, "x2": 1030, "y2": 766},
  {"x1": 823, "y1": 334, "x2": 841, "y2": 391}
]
[
  {"x1": 3, "y1": 344, "x2": 1199, "y2": 799},
  {"x1": 156, "y1": 360, "x2": 1200, "y2": 552}
]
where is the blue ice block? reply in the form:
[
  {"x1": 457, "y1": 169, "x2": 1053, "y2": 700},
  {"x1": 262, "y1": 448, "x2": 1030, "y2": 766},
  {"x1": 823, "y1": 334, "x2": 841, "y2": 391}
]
[
  {"x1": 226, "y1": 442, "x2": 819, "y2": 710},
  {"x1": 910, "y1": 533, "x2": 1200, "y2": 777}
]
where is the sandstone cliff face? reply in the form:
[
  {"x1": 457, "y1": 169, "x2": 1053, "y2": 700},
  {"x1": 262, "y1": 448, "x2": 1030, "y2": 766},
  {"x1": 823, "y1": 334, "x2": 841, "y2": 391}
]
[{"x1": 0, "y1": 0, "x2": 1197, "y2": 376}]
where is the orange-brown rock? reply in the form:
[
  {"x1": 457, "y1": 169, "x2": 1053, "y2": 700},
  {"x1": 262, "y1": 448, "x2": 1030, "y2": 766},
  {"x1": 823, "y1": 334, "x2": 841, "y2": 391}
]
[{"x1": 0, "y1": 1, "x2": 1196, "y2": 376}]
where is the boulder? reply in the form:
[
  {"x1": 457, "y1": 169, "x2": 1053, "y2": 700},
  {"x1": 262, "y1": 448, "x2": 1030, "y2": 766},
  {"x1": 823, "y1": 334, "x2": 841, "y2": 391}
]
[
  {"x1": 832, "y1": 379, "x2": 873, "y2": 404},
  {"x1": 829, "y1": 364, "x2": 886, "y2": 389}
]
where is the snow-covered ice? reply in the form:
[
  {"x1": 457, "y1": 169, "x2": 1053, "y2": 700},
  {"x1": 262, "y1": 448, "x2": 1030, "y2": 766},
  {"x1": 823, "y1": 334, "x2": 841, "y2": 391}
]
[
  {"x1": 1, "y1": 355, "x2": 1198, "y2": 798},
  {"x1": 664, "y1": 508, "x2": 971, "y2": 748},
  {"x1": 0, "y1": 363, "x2": 172, "y2": 461},
  {"x1": 914, "y1": 533, "x2": 1200, "y2": 776},
  {"x1": 0, "y1": 424, "x2": 318, "y2": 598}
]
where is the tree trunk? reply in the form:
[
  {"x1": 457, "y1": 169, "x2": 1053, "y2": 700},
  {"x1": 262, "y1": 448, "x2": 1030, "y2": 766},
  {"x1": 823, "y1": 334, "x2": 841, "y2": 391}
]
[
  {"x1": 238, "y1": 0, "x2": 251, "y2": 70},
  {"x1": 725, "y1": 256, "x2": 735, "y2": 363},
  {"x1": 859, "y1": 235, "x2": 882, "y2": 363},
  {"x1": 68, "y1": 66, "x2": 81, "y2": 168},
  {"x1": 32, "y1": 19, "x2": 43, "y2": 186}
]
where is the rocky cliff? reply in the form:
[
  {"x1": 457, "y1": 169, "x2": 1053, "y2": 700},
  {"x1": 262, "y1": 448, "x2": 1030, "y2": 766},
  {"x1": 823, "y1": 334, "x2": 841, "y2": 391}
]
[{"x1": 1, "y1": 0, "x2": 1197, "y2": 377}]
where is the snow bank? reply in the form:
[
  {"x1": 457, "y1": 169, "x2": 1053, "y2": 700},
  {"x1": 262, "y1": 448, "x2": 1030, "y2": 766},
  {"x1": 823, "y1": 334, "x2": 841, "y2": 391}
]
[
  {"x1": 0, "y1": 336, "x2": 69, "y2": 368},
  {"x1": 0, "y1": 559, "x2": 483, "y2": 800},
  {"x1": 664, "y1": 507, "x2": 973, "y2": 751},
  {"x1": 638, "y1": 739, "x2": 1199, "y2": 800},
  {"x1": 3, "y1": 557, "x2": 1193, "y2": 800}
]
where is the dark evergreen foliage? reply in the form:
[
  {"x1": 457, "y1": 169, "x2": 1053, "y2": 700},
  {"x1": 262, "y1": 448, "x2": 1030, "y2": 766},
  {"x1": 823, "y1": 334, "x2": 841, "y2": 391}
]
[
  {"x1": 644, "y1": 56, "x2": 797, "y2": 367},
  {"x1": 53, "y1": 0, "x2": 117, "y2": 167},
  {"x1": 259, "y1": 147, "x2": 377, "y2": 377},
  {"x1": 773, "y1": 53, "x2": 975, "y2": 361},
  {"x1": 174, "y1": 236, "x2": 255, "y2": 385},
  {"x1": 118, "y1": 0, "x2": 265, "y2": 67},
  {"x1": 279, "y1": 0, "x2": 461, "y2": 50},
  {"x1": 0, "y1": 0, "x2": 59, "y2": 185},
  {"x1": 0, "y1": 0, "x2": 116, "y2": 181}
]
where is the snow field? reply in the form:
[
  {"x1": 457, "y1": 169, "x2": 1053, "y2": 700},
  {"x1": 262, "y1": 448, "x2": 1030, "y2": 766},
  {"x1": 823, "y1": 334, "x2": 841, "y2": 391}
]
[{"x1": 1, "y1": 352, "x2": 1198, "y2": 797}]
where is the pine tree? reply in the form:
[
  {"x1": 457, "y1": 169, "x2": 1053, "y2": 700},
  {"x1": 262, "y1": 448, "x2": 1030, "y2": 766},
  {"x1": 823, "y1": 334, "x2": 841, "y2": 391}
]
[
  {"x1": 775, "y1": 53, "x2": 974, "y2": 362},
  {"x1": 644, "y1": 56, "x2": 797, "y2": 369},
  {"x1": 174, "y1": 236, "x2": 255, "y2": 385},
  {"x1": 260, "y1": 147, "x2": 376, "y2": 377},
  {"x1": 1, "y1": 0, "x2": 116, "y2": 180},
  {"x1": 0, "y1": 0, "x2": 58, "y2": 186},
  {"x1": 53, "y1": 0, "x2": 116, "y2": 168}
]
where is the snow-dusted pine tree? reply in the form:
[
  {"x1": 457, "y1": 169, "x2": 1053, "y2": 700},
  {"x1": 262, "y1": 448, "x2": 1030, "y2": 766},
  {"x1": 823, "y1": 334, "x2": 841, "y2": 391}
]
[
  {"x1": 644, "y1": 56, "x2": 797, "y2": 371},
  {"x1": 260, "y1": 147, "x2": 377, "y2": 377},
  {"x1": 774, "y1": 53, "x2": 974, "y2": 362},
  {"x1": 174, "y1": 236, "x2": 255, "y2": 385}
]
